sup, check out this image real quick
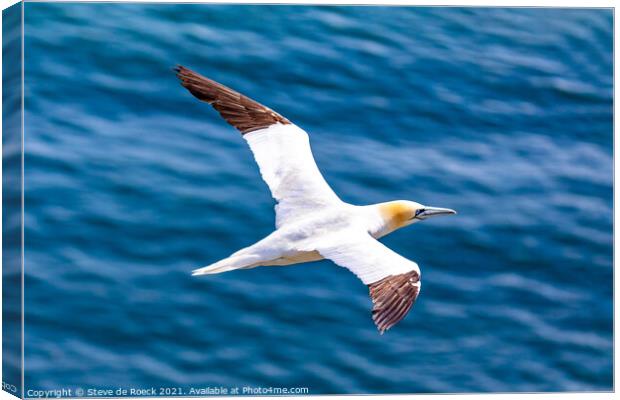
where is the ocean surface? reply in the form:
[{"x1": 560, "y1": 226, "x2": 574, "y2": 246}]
[{"x1": 17, "y1": 4, "x2": 613, "y2": 394}]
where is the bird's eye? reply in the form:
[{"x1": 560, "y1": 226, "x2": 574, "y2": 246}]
[{"x1": 415, "y1": 209, "x2": 425, "y2": 217}]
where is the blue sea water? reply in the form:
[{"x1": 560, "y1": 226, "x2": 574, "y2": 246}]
[{"x1": 17, "y1": 3, "x2": 612, "y2": 394}]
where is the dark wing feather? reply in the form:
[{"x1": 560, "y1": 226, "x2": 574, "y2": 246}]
[
  {"x1": 368, "y1": 271, "x2": 421, "y2": 334},
  {"x1": 175, "y1": 65, "x2": 290, "y2": 134}
]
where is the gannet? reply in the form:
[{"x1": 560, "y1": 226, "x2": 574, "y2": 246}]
[{"x1": 175, "y1": 66, "x2": 456, "y2": 334}]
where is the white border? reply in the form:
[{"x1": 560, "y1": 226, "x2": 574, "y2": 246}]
[
  {"x1": 5, "y1": 0, "x2": 618, "y2": 6},
  {"x1": 0, "y1": 2, "x2": 615, "y2": 400}
]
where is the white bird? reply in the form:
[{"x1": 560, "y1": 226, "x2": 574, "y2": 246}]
[{"x1": 176, "y1": 66, "x2": 456, "y2": 334}]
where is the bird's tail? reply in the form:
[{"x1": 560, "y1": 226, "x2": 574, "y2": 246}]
[{"x1": 192, "y1": 252, "x2": 262, "y2": 276}]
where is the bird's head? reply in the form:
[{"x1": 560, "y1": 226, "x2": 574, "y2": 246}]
[{"x1": 379, "y1": 200, "x2": 456, "y2": 231}]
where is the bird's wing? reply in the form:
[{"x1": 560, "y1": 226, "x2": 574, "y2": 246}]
[
  {"x1": 316, "y1": 233, "x2": 421, "y2": 334},
  {"x1": 176, "y1": 66, "x2": 341, "y2": 228}
]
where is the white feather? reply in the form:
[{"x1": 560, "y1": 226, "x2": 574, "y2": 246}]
[
  {"x1": 313, "y1": 231, "x2": 420, "y2": 285},
  {"x1": 244, "y1": 123, "x2": 342, "y2": 228}
]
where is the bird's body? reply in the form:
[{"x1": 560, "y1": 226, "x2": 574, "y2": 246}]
[
  {"x1": 203, "y1": 201, "x2": 404, "y2": 271},
  {"x1": 175, "y1": 66, "x2": 456, "y2": 333}
]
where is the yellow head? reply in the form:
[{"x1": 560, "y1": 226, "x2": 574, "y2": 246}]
[{"x1": 378, "y1": 200, "x2": 456, "y2": 232}]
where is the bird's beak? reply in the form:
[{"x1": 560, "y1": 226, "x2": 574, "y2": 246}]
[{"x1": 414, "y1": 207, "x2": 457, "y2": 220}]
